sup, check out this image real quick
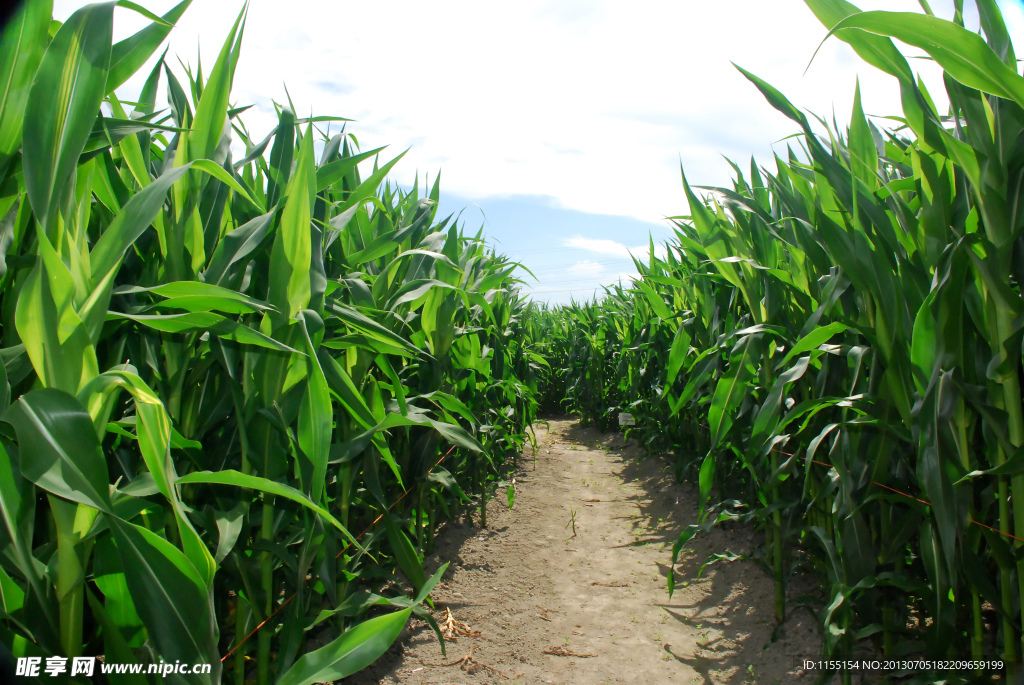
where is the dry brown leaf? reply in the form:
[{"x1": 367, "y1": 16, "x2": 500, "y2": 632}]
[{"x1": 591, "y1": 581, "x2": 628, "y2": 587}]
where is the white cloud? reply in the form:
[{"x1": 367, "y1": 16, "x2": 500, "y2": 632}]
[
  {"x1": 54, "y1": 0, "x2": 978, "y2": 224},
  {"x1": 612, "y1": 272, "x2": 640, "y2": 286},
  {"x1": 567, "y1": 260, "x2": 606, "y2": 277},
  {"x1": 563, "y1": 237, "x2": 669, "y2": 262},
  {"x1": 563, "y1": 237, "x2": 634, "y2": 259}
]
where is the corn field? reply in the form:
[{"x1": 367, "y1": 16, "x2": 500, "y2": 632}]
[
  {"x1": 0, "y1": 1, "x2": 543, "y2": 683},
  {"x1": 9, "y1": 0, "x2": 1024, "y2": 682},
  {"x1": 536, "y1": 0, "x2": 1024, "y2": 681}
]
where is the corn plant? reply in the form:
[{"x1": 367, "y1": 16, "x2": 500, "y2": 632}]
[
  {"x1": 0, "y1": 2, "x2": 539, "y2": 683},
  {"x1": 533, "y1": 1, "x2": 1024, "y2": 680}
]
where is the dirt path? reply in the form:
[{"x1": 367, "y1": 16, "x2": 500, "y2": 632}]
[{"x1": 352, "y1": 418, "x2": 820, "y2": 684}]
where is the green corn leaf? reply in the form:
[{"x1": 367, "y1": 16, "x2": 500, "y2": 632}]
[
  {"x1": 203, "y1": 209, "x2": 276, "y2": 285},
  {"x1": 91, "y1": 537, "x2": 146, "y2": 643},
  {"x1": 665, "y1": 324, "x2": 692, "y2": 388},
  {"x1": 775, "y1": 322, "x2": 850, "y2": 371},
  {"x1": 848, "y1": 80, "x2": 878, "y2": 188},
  {"x1": 378, "y1": 412, "x2": 483, "y2": 453},
  {"x1": 413, "y1": 562, "x2": 449, "y2": 607},
  {"x1": 803, "y1": 0, "x2": 914, "y2": 83},
  {"x1": 956, "y1": 444, "x2": 1024, "y2": 483},
  {"x1": 975, "y1": 0, "x2": 1014, "y2": 64},
  {"x1": 176, "y1": 470, "x2": 364, "y2": 553},
  {"x1": 297, "y1": 310, "x2": 331, "y2": 502},
  {"x1": 387, "y1": 279, "x2": 458, "y2": 310},
  {"x1": 186, "y1": 5, "x2": 243, "y2": 162},
  {"x1": 85, "y1": 589, "x2": 147, "y2": 685},
  {"x1": 212, "y1": 505, "x2": 244, "y2": 564},
  {"x1": 317, "y1": 349, "x2": 377, "y2": 429},
  {"x1": 375, "y1": 355, "x2": 408, "y2": 416},
  {"x1": 426, "y1": 468, "x2": 470, "y2": 503},
  {"x1": 827, "y1": 11, "x2": 1024, "y2": 109},
  {"x1": 315, "y1": 146, "x2": 386, "y2": 193},
  {"x1": 0, "y1": 439, "x2": 53, "y2": 633},
  {"x1": 337, "y1": 150, "x2": 408, "y2": 214},
  {"x1": 0, "y1": 0, "x2": 51, "y2": 180},
  {"x1": 420, "y1": 391, "x2": 476, "y2": 425},
  {"x1": 0, "y1": 354, "x2": 7, "y2": 416},
  {"x1": 0, "y1": 200, "x2": 15, "y2": 284},
  {"x1": 268, "y1": 123, "x2": 316, "y2": 322},
  {"x1": 90, "y1": 162, "x2": 233, "y2": 285},
  {"x1": 83, "y1": 114, "x2": 185, "y2": 155},
  {"x1": 106, "y1": 0, "x2": 190, "y2": 94},
  {"x1": 109, "y1": 517, "x2": 219, "y2": 678},
  {"x1": 325, "y1": 301, "x2": 424, "y2": 357},
  {"x1": 671, "y1": 349, "x2": 718, "y2": 416},
  {"x1": 22, "y1": 2, "x2": 113, "y2": 232},
  {"x1": 751, "y1": 356, "x2": 810, "y2": 444},
  {"x1": 113, "y1": 281, "x2": 274, "y2": 314},
  {"x1": 2, "y1": 388, "x2": 111, "y2": 512},
  {"x1": 190, "y1": 158, "x2": 262, "y2": 210},
  {"x1": 633, "y1": 280, "x2": 673, "y2": 321},
  {"x1": 332, "y1": 225, "x2": 400, "y2": 266},
  {"x1": 266, "y1": 108, "x2": 295, "y2": 208},
  {"x1": 733, "y1": 64, "x2": 811, "y2": 134},
  {"x1": 77, "y1": 369, "x2": 215, "y2": 586},
  {"x1": 708, "y1": 335, "x2": 758, "y2": 448},
  {"x1": 697, "y1": 454, "x2": 715, "y2": 519},
  {"x1": 275, "y1": 608, "x2": 411, "y2": 685},
  {"x1": 910, "y1": 294, "x2": 939, "y2": 395},
  {"x1": 107, "y1": 311, "x2": 302, "y2": 354},
  {"x1": 384, "y1": 515, "x2": 427, "y2": 594},
  {"x1": 13, "y1": 232, "x2": 99, "y2": 394},
  {"x1": 142, "y1": 296, "x2": 268, "y2": 315}
]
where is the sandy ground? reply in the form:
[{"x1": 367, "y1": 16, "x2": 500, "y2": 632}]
[{"x1": 349, "y1": 417, "x2": 822, "y2": 684}]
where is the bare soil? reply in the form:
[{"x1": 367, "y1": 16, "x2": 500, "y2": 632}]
[{"x1": 349, "y1": 417, "x2": 822, "y2": 684}]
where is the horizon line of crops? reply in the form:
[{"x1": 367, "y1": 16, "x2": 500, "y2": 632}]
[
  {"x1": 532, "y1": 0, "x2": 1024, "y2": 681},
  {"x1": 0, "y1": 1, "x2": 544, "y2": 683}
]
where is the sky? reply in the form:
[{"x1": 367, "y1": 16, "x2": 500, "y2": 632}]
[{"x1": 52, "y1": 0, "x2": 1024, "y2": 303}]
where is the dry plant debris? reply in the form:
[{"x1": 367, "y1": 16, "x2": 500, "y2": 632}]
[
  {"x1": 439, "y1": 607, "x2": 481, "y2": 642},
  {"x1": 591, "y1": 581, "x2": 629, "y2": 587},
  {"x1": 543, "y1": 646, "x2": 598, "y2": 658},
  {"x1": 426, "y1": 645, "x2": 523, "y2": 680}
]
